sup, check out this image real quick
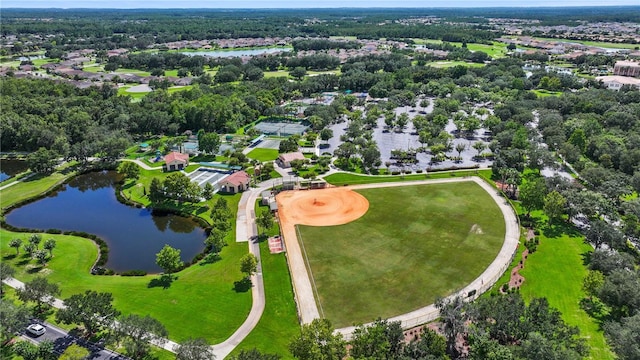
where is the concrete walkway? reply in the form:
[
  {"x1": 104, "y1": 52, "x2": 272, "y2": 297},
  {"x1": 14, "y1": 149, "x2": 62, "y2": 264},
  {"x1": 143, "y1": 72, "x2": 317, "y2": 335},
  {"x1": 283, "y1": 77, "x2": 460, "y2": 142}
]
[
  {"x1": 331, "y1": 176, "x2": 520, "y2": 337},
  {"x1": 273, "y1": 175, "x2": 520, "y2": 337},
  {"x1": 120, "y1": 158, "x2": 163, "y2": 171}
]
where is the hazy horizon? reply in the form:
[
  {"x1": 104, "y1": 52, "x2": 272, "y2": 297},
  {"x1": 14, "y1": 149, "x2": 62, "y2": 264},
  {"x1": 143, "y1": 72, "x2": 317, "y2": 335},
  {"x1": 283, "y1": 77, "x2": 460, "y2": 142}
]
[{"x1": 2, "y1": 0, "x2": 639, "y2": 9}]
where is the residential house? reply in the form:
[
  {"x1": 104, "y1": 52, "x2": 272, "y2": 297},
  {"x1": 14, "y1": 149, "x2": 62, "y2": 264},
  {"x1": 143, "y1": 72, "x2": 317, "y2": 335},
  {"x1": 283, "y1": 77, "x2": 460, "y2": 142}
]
[
  {"x1": 613, "y1": 60, "x2": 640, "y2": 78},
  {"x1": 596, "y1": 75, "x2": 640, "y2": 90}
]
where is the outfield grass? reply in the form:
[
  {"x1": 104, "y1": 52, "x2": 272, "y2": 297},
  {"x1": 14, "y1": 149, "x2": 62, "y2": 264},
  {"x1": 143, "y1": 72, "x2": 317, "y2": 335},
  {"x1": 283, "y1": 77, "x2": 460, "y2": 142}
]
[
  {"x1": 0, "y1": 227, "x2": 252, "y2": 344},
  {"x1": 297, "y1": 182, "x2": 505, "y2": 327},
  {"x1": 518, "y1": 218, "x2": 614, "y2": 360},
  {"x1": 324, "y1": 169, "x2": 492, "y2": 186},
  {"x1": 247, "y1": 148, "x2": 280, "y2": 161},
  {"x1": 233, "y1": 203, "x2": 299, "y2": 358}
]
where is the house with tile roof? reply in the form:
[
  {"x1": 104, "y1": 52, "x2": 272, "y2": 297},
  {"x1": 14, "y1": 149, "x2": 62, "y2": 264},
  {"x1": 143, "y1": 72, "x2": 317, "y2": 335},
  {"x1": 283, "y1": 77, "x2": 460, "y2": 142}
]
[
  {"x1": 218, "y1": 171, "x2": 251, "y2": 194},
  {"x1": 164, "y1": 152, "x2": 189, "y2": 171}
]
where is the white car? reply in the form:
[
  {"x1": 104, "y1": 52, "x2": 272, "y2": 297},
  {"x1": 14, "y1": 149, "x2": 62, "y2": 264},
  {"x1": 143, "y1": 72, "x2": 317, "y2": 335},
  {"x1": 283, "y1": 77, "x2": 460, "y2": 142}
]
[{"x1": 26, "y1": 324, "x2": 46, "y2": 336}]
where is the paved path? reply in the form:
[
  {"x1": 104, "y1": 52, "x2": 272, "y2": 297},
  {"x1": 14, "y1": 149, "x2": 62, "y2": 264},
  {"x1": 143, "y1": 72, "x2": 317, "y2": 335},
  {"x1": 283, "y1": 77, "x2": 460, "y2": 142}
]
[
  {"x1": 120, "y1": 158, "x2": 163, "y2": 171},
  {"x1": 0, "y1": 172, "x2": 35, "y2": 191},
  {"x1": 277, "y1": 176, "x2": 520, "y2": 336}
]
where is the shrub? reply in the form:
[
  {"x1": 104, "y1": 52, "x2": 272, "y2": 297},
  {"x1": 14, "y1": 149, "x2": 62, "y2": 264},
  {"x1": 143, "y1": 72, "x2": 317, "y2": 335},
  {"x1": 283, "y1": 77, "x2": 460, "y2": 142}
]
[{"x1": 120, "y1": 270, "x2": 147, "y2": 276}]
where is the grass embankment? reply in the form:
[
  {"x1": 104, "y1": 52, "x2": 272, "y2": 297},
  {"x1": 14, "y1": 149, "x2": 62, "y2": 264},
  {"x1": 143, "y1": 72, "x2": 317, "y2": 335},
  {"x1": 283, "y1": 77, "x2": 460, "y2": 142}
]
[
  {"x1": 518, "y1": 216, "x2": 614, "y2": 360},
  {"x1": 0, "y1": 162, "x2": 77, "y2": 212},
  {"x1": 298, "y1": 182, "x2": 505, "y2": 327},
  {"x1": 233, "y1": 202, "x2": 298, "y2": 358},
  {"x1": 323, "y1": 168, "x2": 492, "y2": 186},
  {"x1": 0, "y1": 226, "x2": 252, "y2": 343}
]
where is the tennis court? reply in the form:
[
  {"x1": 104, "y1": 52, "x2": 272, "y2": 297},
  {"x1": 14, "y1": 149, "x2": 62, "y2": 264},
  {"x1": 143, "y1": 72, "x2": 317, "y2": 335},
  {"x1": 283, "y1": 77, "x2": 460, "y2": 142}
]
[{"x1": 254, "y1": 121, "x2": 309, "y2": 136}]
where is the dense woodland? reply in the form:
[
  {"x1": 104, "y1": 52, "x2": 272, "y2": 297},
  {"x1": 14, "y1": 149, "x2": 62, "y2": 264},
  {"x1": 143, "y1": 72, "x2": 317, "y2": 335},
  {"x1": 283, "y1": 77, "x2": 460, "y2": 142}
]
[{"x1": 2, "y1": 7, "x2": 640, "y2": 360}]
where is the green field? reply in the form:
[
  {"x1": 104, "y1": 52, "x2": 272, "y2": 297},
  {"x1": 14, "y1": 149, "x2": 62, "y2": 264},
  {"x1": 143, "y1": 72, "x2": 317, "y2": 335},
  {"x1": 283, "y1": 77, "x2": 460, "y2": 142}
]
[
  {"x1": 519, "y1": 220, "x2": 614, "y2": 360},
  {"x1": 233, "y1": 203, "x2": 299, "y2": 358},
  {"x1": 324, "y1": 169, "x2": 492, "y2": 186},
  {"x1": 297, "y1": 181, "x2": 505, "y2": 327},
  {"x1": 247, "y1": 148, "x2": 280, "y2": 161},
  {"x1": 0, "y1": 227, "x2": 252, "y2": 344}
]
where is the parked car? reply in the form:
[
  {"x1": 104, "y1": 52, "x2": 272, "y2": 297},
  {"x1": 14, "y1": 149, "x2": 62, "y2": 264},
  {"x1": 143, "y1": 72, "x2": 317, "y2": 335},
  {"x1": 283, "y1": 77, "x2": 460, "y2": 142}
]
[{"x1": 26, "y1": 324, "x2": 46, "y2": 337}]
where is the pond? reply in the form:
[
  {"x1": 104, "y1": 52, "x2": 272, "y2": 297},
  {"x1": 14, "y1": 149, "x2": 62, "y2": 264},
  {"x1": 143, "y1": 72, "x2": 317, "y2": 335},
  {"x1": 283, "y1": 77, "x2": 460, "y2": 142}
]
[
  {"x1": 4, "y1": 171, "x2": 207, "y2": 273},
  {"x1": 0, "y1": 159, "x2": 29, "y2": 182},
  {"x1": 182, "y1": 47, "x2": 291, "y2": 58}
]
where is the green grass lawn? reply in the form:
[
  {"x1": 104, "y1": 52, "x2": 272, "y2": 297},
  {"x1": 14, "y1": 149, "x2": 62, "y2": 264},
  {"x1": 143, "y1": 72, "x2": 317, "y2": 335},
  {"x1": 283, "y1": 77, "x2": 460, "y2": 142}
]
[
  {"x1": 518, "y1": 220, "x2": 614, "y2": 360},
  {"x1": 297, "y1": 182, "x2": 505, "y2": 327},
  {"x1": 0, "y1": 162, "x2": 78, "y2": 212},
  {"x1": 233, "y1": 203, "x2": 299, "y2": 358},
  {"x1": 533, "y1": 89, "x2": 562, "y2": 97},
  {"x1": 426, "y1": 60, "x2": 486, "y2": 68},
  {"x1": 247, "y1": 148, "x2": 280, "y2": 162},
  {"x1": 324, "y1": 169, "x2": 492, "y2": 186},
  {"x1": 0, "y1": 226, "x2": 252, "y2": 344}
]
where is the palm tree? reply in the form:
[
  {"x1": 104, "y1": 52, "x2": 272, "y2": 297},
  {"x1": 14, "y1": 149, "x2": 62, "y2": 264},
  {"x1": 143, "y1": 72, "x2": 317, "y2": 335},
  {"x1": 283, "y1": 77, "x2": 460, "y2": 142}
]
[
  {"x1": 9, "y1": 238, "x2": 22, "y2": 255},
  {"x1": 44, "y1": 239, "x2": 56, "y2": 257},
  {"x1": 455, "y1": 143, "x2": 466, "y2": 161},
  {"x1": 472, "y1": 141, "x2": 486, "y2": 159}
]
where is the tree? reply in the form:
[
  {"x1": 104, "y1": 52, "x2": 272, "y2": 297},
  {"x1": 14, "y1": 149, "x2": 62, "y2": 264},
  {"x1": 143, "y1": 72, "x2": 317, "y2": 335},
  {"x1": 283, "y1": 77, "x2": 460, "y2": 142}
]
[
  {"x1": 156, "y1": 245, "x2": 184, "y2": 277},
  {"x1": 360, "y1": 144, "x2": 381, "y2": 172},
  {"x1": 23, "y1": 242, "x2": 36, "y2": 257},
  {"x1": 585, "y1": 219, "x2": 624, "y2": 250},
  {"x1": 604, "y1": 313, "x2": 640, "y2": 360},
  {"x1": 114, "y1": 314, "x2": 168, "y2": 359},
  {"x1": 34, "y1": 250, "x2": 48, "y2": 266},
  {"x1": 37, "y1": 340, "x2": 57, "y2": 360},
  {"x1": 455, "y1": 143, "x2": 466, "y2": 159},
  {"x1": 436, "y1": 296, "x2": 468, "y2": 358},
  {"x1": 59, "y1": 344, "x2": 90, "y2": 360},
  {"x1": 29, "y1": 234, "x2": 42, "y2": 248},
  {"x1": 17, "y1": 276, "x2": 60, "y2": 312},
  {"x1": 0, "y1": 262, "x2": 16, "y2": 294},
  {"x1": 56, "y1": 290, "x2": 120, "y2": 336},
  {"x1": 117, "y1": 161, "x2": 140, "y2": 180},
  {"x1": 9, "y1": 238, "x2": 22, "y2": 255},
  {"x1": 582, "y1": 270, "x2": 604, "y2": 300},
  {"x1": 149, "y1": 177, "x2": 164, "y2": 203},
  {"x1": 472, "y1": 141, "x2": 486, "y2": 158},
  {"x1": 543, "y1": 191, "x2": 566, "y2": 225},
  {"x1": 43, "y1": 238, "x2": 56, "y2": 257},
  {"x1": 256, "y1": 210, "x2": 274, "y2": 237},
  {"x1": 205, "y1": 228, "x2": 227, "y2": 255},
  {"x1": 403, "y1": 327, "x2": 448, "y2": 359},
  {"x1": 174, "y1": 338, "x2": 215, "y2": 360},
  {"x1": 203, "y1": 182, "x2": 215, "y2": 200},
  {"x1": 350, "y1": 319, "x2": 404, "y2": 360},
  {"x1": 0, "y1": 300, "x2": 30, "y2": 343},
  {"x1": 320, "y1": 128, "x2": 333, "y2": 144},
  {"x1": 13, "y1": 341, "x2": 40, "y2": 360},
  {"x1": 199, "y1": 132, "x2": 221, "y2": 154},
  {"x1": 290, "y1": 67, "x2": 307, "y2": 81},
  {"x1": 27, "y1": 147, "x2": 58, "y2": 174},
  {"x1": 519, "y1": 177, "x2": 547, "y2": 218},
  {"x1": 230, "y1": 348, "x2": 281, "y2": 360},
  {"x1": 240, "y1": 253, "x2": 258, "y2": 280},
  {"x1": 289, "y1": 318, "x2": 346, "y2": 360}
]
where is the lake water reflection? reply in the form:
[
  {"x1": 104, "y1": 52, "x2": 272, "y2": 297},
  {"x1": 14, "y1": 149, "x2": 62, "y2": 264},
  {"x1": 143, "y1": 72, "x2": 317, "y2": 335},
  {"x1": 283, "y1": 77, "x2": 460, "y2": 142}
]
[
  {"x1": 5, "y1": 171, "x2": 206, "y2": 273},
  {"x1": 0, "y1": 159, "x2": 29, "y2": 182}
]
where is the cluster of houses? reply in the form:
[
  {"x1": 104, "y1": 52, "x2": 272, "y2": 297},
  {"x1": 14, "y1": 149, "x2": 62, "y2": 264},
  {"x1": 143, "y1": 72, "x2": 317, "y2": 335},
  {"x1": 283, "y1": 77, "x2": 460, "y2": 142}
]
[
  {"x1": 154, "y1": 37, "x2": 290, "y2": 51},
  {"x1": 597, "y1": 60, "x2": 640, "y2": 90}
]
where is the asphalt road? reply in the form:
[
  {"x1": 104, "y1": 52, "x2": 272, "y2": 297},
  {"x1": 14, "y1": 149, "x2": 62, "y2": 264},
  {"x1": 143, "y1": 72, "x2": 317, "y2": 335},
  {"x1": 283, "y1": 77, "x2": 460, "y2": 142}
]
[{"x1": 23, "y1": 321, "x2": 129, "y2": 360}]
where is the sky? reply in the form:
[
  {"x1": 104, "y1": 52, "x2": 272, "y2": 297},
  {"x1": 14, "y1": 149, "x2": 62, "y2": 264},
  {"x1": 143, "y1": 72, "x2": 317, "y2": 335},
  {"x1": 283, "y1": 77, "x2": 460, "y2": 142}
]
[{"x1": 2, "y1": 0, "x2": 639, "y2": 8}]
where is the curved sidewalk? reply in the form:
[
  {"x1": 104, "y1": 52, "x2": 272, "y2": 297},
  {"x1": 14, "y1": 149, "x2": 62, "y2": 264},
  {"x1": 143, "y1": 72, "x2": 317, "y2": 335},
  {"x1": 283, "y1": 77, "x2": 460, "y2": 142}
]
[{"x1": 278, "y1": 176, "x2": 520, "y2": 336}]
